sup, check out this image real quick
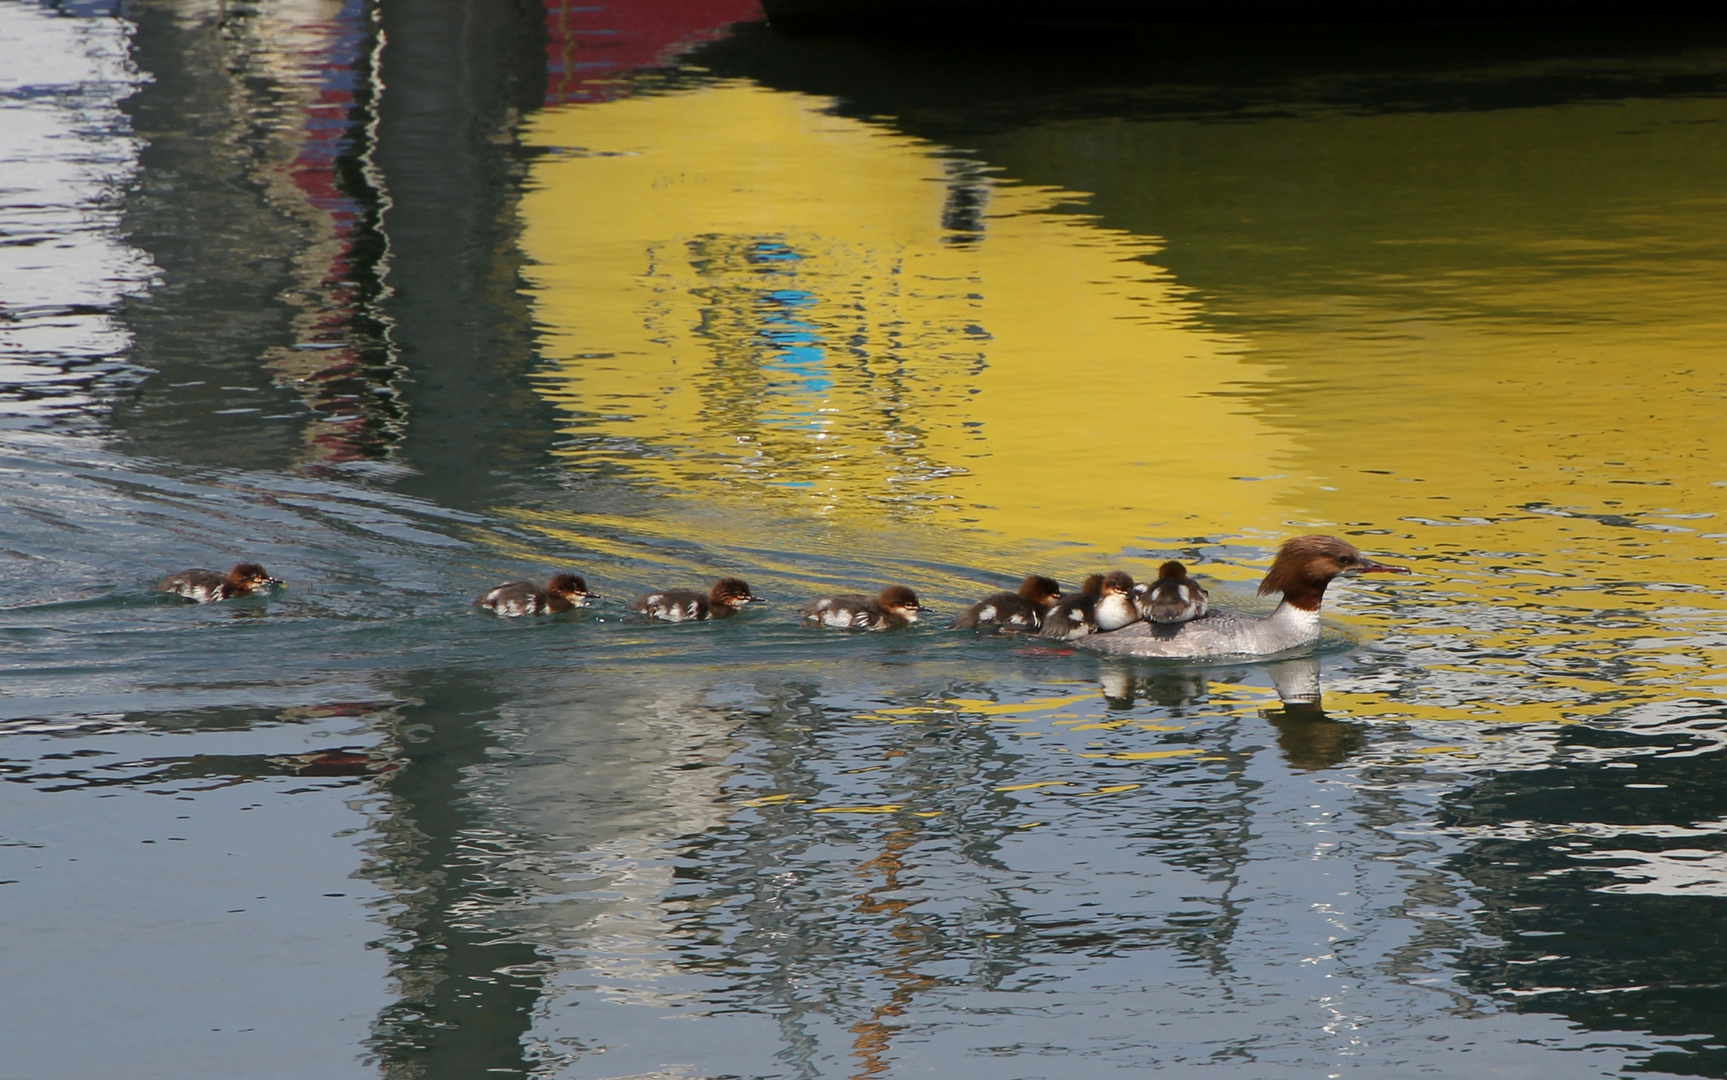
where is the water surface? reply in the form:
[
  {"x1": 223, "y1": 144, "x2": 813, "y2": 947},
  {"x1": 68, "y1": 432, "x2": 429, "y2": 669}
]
[{"x1": 4, "y1": 3, "x2": 1727, "y2": 1078}]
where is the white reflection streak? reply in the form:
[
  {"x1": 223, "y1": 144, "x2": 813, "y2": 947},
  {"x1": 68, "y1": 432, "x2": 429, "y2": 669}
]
[
  {"x1": 1441, "y1": 812, "x2": 1727, "y2": 897},
  {"x1": 0, "y1": 3, "x2": 153, "y2": 421},
  {"x1": 1556, "y1": 847, "x2": 1727, "y2": 897}
]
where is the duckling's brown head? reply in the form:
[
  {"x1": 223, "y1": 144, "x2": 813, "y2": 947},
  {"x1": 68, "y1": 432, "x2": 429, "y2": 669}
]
[
  {"x1": 228, "y1": 563, "x2": 278, "y2": 592},
  {"x1": 1017, "y1": 574, "x2": 1062, "y2": 607},
  {"x1": 711, "y1": 577, "x2": 759, "y2": 609},
  {"x1": 549, "y1": 573, "x2": 592, "y2": 605},
  {"x1": 878, "y1": 585, "x2": 923, "y2": 620}
]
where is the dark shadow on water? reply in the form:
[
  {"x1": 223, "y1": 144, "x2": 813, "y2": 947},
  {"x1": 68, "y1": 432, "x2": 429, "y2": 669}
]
[
  {"x1": 1442, "y1": 711, "x2": 1727, "y2": 1078},
  {"x1": 373, "y1": 0, "x2": 563, "y2": 512},
  {"x1": 692, "y1": 13, "x2": 1727, "y2": 135},
  {"x1": 759, "y1": 0, "x2": 1718, "y2": 37},
  {"x1": 366, "y1": 668, "x2": 547, "y2": 1080}
]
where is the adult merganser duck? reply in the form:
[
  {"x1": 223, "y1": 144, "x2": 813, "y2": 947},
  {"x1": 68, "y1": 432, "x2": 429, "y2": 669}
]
[
  {"x1": 1080, "y1": 536, "x2": 1408, "y2": 658},
  {"x1": 631, "y1": 578, "x2": 760, "y2": 622},
  {"x1": 157, "y1": 562, "x2": 282, "y2": 603},
  {"x1": 950, "y1": 574, "x2": 1062, "y2": 631},
  {"x1": 1041, "y1": 572, "x2": 1138, "y2": 639},
  {"x1": 478, "y1": 573, "x2": 594, "y2": 617},
  {"x1": 1133, "y1": 561, "x2": 1209, "y2": 624},
  {"x1": 802, "y1": 585, "x2": 924, "y2": 630}
]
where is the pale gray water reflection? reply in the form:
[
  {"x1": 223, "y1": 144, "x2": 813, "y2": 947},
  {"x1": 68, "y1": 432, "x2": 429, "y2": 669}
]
[
  {"x1": 479, "y1": 654, "x2": 1692, "y2": 1079},
  {"x1": 8, "y1": 1, "x2": 1727, "y2": 1078}
]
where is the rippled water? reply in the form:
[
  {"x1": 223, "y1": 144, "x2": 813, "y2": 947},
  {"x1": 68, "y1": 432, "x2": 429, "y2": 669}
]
[{"x1": 5, "y1": 2, "x2": 1727, "y2": 1078}]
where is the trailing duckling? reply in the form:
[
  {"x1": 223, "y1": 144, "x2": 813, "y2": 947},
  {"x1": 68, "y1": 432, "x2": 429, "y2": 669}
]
[
  {"x1": 158, "y1": 562, "x2": 283, "y2": 603},
  {"x1": 1039, "y1": 573, "x2": 1104, "y2": 640}
]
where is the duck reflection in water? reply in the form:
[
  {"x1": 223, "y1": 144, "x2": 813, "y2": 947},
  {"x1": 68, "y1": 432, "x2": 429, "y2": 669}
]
[
  {"x1": 1097, "y1": 657, "x2": 1364, "y2": 770},
  {"x1": 1262, "y1": 701, "x2": 1364, "y2": 771}
]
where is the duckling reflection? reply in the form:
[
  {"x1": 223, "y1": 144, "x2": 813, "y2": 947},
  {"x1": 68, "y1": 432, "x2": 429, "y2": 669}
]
[
  {"x1": 1098, "y1": 669, "x2": 1135, "y2": 709},
  {"x1": 1097, "y1": 667, "x2": 1212, "y2": 710},
  {"x1": 1098, "y1": 667, "x2": 1208, "y2": 708},
  {"x1": 1137, "y1": 669, "x2": 1215, "y2": 709}
]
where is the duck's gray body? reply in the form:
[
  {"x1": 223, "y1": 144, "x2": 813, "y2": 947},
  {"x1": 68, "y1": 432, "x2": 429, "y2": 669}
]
[{"x1": 1078, "y1": 602, "x2": 1321, "y2": 659}]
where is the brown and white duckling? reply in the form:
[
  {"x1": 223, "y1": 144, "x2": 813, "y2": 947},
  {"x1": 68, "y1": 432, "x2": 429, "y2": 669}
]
[
  {"x1": 1093, "y1": 571, "x2": 1139, "y2": 631},
  {"x1": 1038, "y1": 573, "x2": 1104, "y2": 640},
  {"x1": 1132, "y1": 561, "x2": 1209, "y2": 624},
  {"x1": 802, "y1": 585, "x2": 925, "y2": 630},
  {"x1": 477, "y1": 573, "x2": 594, "y2": 617},
  {"x1": 631, "y1": 577, "x2": 760, "y2": 622},
  {"x1": 157, "y1": 562, "x2": 282, "y2": 603},
  {"x1": 950, "y1": 574, "x2": 1062, "y2": 631}
]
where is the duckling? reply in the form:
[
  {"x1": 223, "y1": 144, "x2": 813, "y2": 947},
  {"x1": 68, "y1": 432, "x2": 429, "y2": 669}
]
[
  {"x1": 631, "y1": 578, "x2": 760, "y2": 622},
  {"x1": 950, "y1": 574, "x2": 1062, "y2": 631},
  {"x1": 802, "y1": 585, "x2": 924, "y2": 630},
  {"x1": 1093, "y1": 571, "x2": 1139, "y2": 631},
  {"x1": 477, "y1": 573, "x2": 594, "y2": 617},
  {"x1": 157, "y1": 562, "x2": 282, "y2": 603},
  {"x1": 1041, "y1": 571, "x2": 1136, "y2": 638},
  {"x1": 1038, "y1": 573, "x2": 1104, "y2": 640},
  {"x1": 1132, "y1": 561, "x2": 1209, "y2": 624}
]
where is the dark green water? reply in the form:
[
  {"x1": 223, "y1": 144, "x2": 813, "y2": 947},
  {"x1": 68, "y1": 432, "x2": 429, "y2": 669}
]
[{"x1": 5, "y1": 3, "x2": 1727, "y2": 1078}]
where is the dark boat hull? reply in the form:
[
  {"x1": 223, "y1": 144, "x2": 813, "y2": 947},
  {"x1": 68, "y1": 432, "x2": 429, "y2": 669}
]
[{"x1": 763, "y1": 0, "x2": 1709, "y2": 32}]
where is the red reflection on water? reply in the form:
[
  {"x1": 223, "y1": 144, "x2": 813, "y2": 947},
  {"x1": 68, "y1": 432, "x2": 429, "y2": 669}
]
[
  {"x1": 267, "y1": 0, "x2": 398, "y2": 465},
  {"x1": 544, "y1": 0, "x2": 765, "y2": 106}
]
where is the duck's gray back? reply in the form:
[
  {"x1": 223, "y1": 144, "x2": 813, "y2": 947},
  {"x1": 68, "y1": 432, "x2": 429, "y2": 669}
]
[{"x1": 1078, "y1": 603, "x2": 1320, "y2": 658}]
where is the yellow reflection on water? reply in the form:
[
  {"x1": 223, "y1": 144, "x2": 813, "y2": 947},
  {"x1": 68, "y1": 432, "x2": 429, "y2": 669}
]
[
  {"x1": 980, "y1": 99, "x2": 1727, "y2": 586},
  {"x1": 519, "y1": 82, "x2": 1287, "y2": 557}
]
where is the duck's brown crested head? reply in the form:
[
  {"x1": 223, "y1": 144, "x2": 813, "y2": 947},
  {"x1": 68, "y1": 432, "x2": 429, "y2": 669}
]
[{"x1": 1257, "y1": 535, "x2": 1409, "y2": 611}]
